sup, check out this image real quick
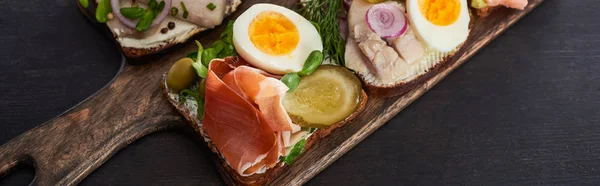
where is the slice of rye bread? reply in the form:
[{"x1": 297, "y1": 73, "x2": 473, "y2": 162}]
[
  {"x1": 77, "y1": 0, "x2": 242, "y2": 59},
  {"x1": 160, "y1": 57, "x2": 368, "y2": 185}
]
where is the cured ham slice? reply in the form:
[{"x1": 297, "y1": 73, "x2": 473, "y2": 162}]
[
  {"x1": 204, "y1": 58, "x2": 300, "y2": 175},
  {"x1": 221, "y1": 65, "x2": 300, "y2": 132},
  {"x1": 204, "y1": 63, "x2": 276, "y2": 175}
]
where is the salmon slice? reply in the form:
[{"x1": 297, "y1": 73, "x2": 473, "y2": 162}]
[
  {"x1": 204, "y1": 62, "x2": 277, "y2": 175},
  {"x1": 487, "y1": 0, "x2": 528, "y2": 10}
]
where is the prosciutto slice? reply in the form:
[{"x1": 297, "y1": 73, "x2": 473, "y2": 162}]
[
  {"x1": 204, "y1": 58, "x2": 300, "y2": 175},
  {"x1": 204, "y1": 61, "x2": 276, "y2": 175}
]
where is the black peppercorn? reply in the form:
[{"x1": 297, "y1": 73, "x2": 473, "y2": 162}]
[
  {"x1": 168, "y1": 22, "x2": 176, "y2": 30},
  {"x1": 161, "y1": 28, "x2": 169, "y2": 34}
]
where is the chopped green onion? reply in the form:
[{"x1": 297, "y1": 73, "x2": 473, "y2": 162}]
[
  {"x1": 158, "y1": 1, "x2": 166, "y2": 11},
  {"x1": 120, "y1": 7, "x2": 145, "y2": 19},
  {"x1": 95, "y1": 0, "x2": 112, "y2": 23},
  {"x1": 207, "y1": 3, "x2": 216, "y2": 11},
  {"x1": 170, "y1": 7, "x2": 178, "y2": 16},
  {"x1": 180, "y1": 2, "x2": 189, "y2": 19},
  {"x1": 148, "y1": 0, "x2": 158, "y2": 9}
]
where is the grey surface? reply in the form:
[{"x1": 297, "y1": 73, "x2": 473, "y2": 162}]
[{"x1": 1, "y1": 0, "x2": 599, "y2": 185}]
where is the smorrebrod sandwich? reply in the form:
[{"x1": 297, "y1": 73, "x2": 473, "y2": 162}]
[{"x1": 77, "y1": 0, "x2": 242, "y2": 58}]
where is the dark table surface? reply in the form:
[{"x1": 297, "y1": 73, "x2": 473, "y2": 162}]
[{"x1": 1, "y1": 0, "x2": 599, "y2": 185}]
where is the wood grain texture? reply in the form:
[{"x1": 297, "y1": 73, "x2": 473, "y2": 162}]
[{"x1": 0, "y1": 0, "x2": 543, "y2": 185}]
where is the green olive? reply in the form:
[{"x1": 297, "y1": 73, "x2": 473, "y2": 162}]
[{"x1": 167, "y1": 58, "x2": 197, "y2": 93}]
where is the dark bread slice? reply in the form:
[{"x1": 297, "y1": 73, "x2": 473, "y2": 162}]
[{"x1": 160, "y1": 57, "x2": 368, "y2": 185}]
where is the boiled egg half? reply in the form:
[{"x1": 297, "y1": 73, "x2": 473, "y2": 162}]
[
  {"x1": 233, "y1": 4, "x2": 323, "y2": 75},
  {"x1": 407, "y1": 0, "x2": 470, "y2": 52}
]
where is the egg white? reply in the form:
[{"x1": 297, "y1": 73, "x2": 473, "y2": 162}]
[
  {"x1": 406, "y1": 0, "x2": 470, "y2": 52},
  {"x1": 233, "y1": 4, "x2": 323, "y2": 75}
]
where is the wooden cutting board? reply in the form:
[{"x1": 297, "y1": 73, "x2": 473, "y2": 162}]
[{"x1": 0, "y1": 0, "x2": 544, "y2": 185}]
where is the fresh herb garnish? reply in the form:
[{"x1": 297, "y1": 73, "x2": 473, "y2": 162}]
[
  {"x1": 179, "y1": 88, "x2": 204, "y2": 120},
  {"x1": 281, "y1": 73, "x2": 301, "y2": 92},
  {"x1": 309, "y1": 21, "x2": 320, "y2": 34},
  {"x1": 79, "y1": 0, "x2": 89, "y2": 8},
  {"x1": 148, "y1": 0, "x2": 158, "y2": 9},
  {"x1": 180, "y1": 2, "x2": 189, "y2": 19},
  {"x1": 298, "y1": 0, "x2": 346, "y2": 66},
  {"x1": 194, "y1": 40, "x2": 205, "y2": 62},
  {"x1": 192, "y1": 63, "x2": 208, "y2": 78},
  {"x1": 124, "y1": 0, "x2": 165, "y2": 32},
  {"x1": 192, "y1": 41, "x2": 208, "y2": 78},
  {"x1": 207, "y1": 3, "x2": 216, "y2": 11},
  {"x1": 187, "y1": 52, "x2": 198, "y2": 61},
  {"x1": 221, "y1": 21, "x2": 234, "y2": 44},
  {"x1": 282, "y1": 139, "x2": 306, "y2": 164},
  {"x1": 120, "y1": 7, "x2": 145, "y2": 19},
  {"x1": 170, "y1": 7, "x2": 179, "y2": 16},
  {"x1": 136, "y1": 9, "x2": 155, "y2": 32},
  {"x1": 201, "y1": 48, "x2": 219, "y2": 67},
  {"x1": 185, "y1": 21, "x2": 237, "y2": 78},
  {"x1": 309, "y1": 128, "x2": 317, "y2": 133},
  {"x1": 211, "y1": 40, "x2": 227, "y2": 54},
  {"x1": 158, "y1": 1, "x2": 166, "y2": 11},
  {"x1": 95, "y1": 0, "x2": 112, "y2": 23},
  {"x1": 218, "y1": 44, "x2": 236, "y2": 58}
]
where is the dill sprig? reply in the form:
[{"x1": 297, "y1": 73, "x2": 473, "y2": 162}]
[{"x1": 298, "y1": 0, "x2": 346, "y2": 66}]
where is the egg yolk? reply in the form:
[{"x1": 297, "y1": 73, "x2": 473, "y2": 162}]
[
  {"x1": 248, "y1": 11, "x2": 299, "y2": 56},
  {"x1": 418, "y1": 0, "x2": 461, "y2": 26}
]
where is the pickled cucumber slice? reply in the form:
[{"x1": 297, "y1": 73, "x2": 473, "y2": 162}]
[{"x1": 283, "y1": 65, "x2": 363, "y2": 128}]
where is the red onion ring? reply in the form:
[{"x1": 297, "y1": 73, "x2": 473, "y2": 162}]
[
  {"x1": 365, "y1": 3, "x2": 407, "y2": 39},
  {"x1": 110, "y1": 0, "x2": 172, "y2": 30}
]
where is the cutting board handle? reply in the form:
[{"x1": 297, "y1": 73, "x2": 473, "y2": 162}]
[{"x1": 0, "y1": 63, "x2": 185, "y2": 185}]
